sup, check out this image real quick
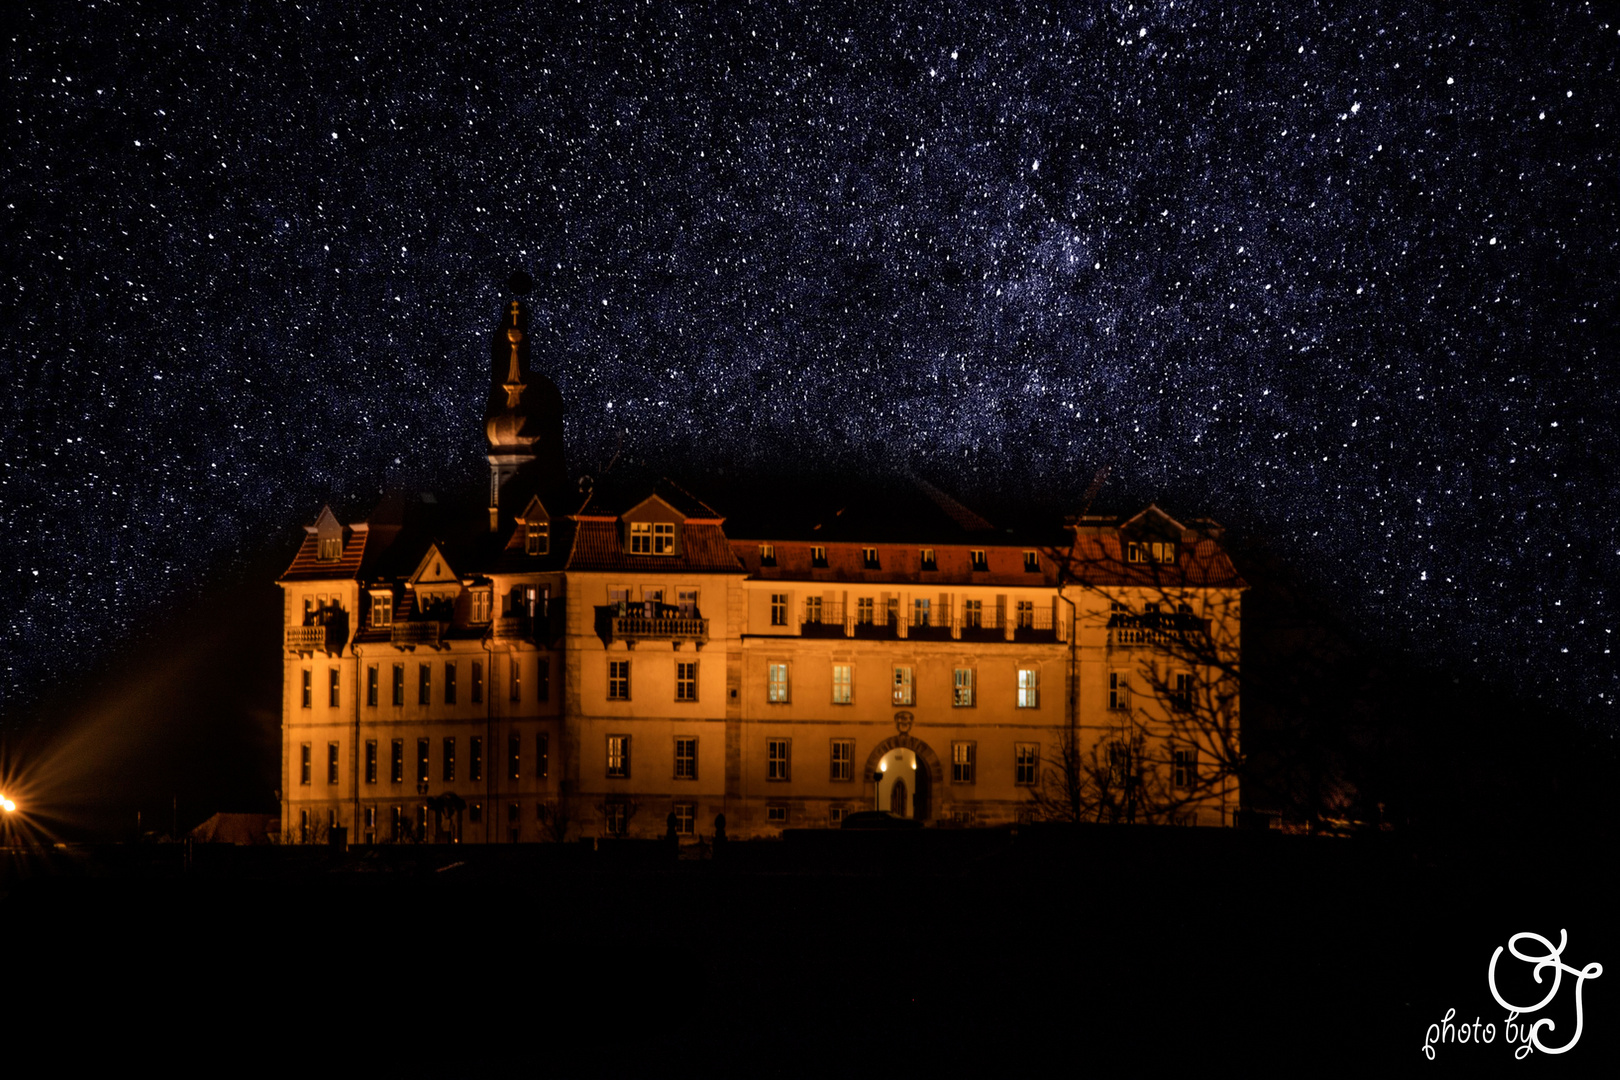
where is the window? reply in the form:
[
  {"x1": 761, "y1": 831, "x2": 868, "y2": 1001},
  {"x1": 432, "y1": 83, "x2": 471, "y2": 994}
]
[
  {"x1": 444, "y1": 662, "x2": 457, "y2": 705},
  {"x1": 829, "y1": 806, "x2": 848, "y2": 826},
  {"x1": 469, "y1": 736, "x2": 482, "y2": 783},
  {"x1": 963, "y1": 599, "x2": 982, "y2": 627},
  {"x1": 653, "y1": 522, "x2": 675, "y2": 554},
  {"x1": 953, "y1": 668, "x2": 975, "y2": 707},
  {"x1": 318, "y1": 536, "x2": 341, "y2": 560},
  {"x1": 537, "y1": 658, "x2": 550, "y2": 703},
  {"x1": 766, "y1": 805, "x2": 788, "y2": 824},
  {"x1": 1017, "y1": 667, "x2": 1040, "y2": 708},
  {"x1": 759, "y1": 543, "x2": 776, "y2": 566},
  {"x1": 912, "y1": 598, "x2": 931, "y2": 627},
  {"x1": 1174, "y1": 748, "x2": 1199, "y2": 789},
  {"x1": 366, "y1": 665, "x2": 378, "y2": 707},
  {"x1": 416, "y1": 738, "x2": 430, "y2": 783},
  {"x1": 1024, "y1": 550, "x2": 1040, "y2": 573},
  {"x1": 770, "y1": 593, "x2": 788, "y2": 626},
  {"x1": 952, "y1": 742, "x2": 976, "y2": 784},
  {"x1": 418, "y1": 663, "x2": 431, "y2": 706},
  {"x1": 327, "y1": 741, "x2": 340, "y2": 785},
  {"x1": 1015, "y1": 743, "x2": 1039, "y2": 785},
  {"x1": 1108, "y1": 742, "x2": 1131, "y2": 786},
  {"x1": 471, "y1": 589, "x2": 492, "y2": 623},
  {"x1": 919, "y1": 548, "x2": 937, "y2": 571},
  {"x1": 390, "y1": 805, "x2": 403, "y2": 841},
  {"x1": 892, "y1": 665, "x2": 914, "y2": 706},
  {"x1": 810, "y1": 545, "x2": 827, "y2": 567},
  {"x1": 300, "y1": 669, "x2": 312, "y2": 709},
  {"x1": 441, "y1": 737, "x2": 455, "y2": 782},
  {"x1": 608, "y1": 660, "x2": 630, "y2": 701},
  {"x1": 831, "y1": 664, "x2": 852, "y2": 705},
  {"x1": 365, "y1": 740, "x2": 377, "y2": 784},
  {"x1": 604, "y1": 800, "x2": 629, "y2": 836},
  {"x1": 1171, "y1": 672, "x2": 1194, "y2": 710},
  {"x1": 767, "y1": 739, "x2": 791, "y2": 781},
  {"x1": 370, "y1": 592, "x2": 392, "y2": 627},
  {"x1": 468, "y1": 803, "x2": 481, "y2": 824},
  {"x1": 510, "y1": 657, "x2": 522, "y2": 703},
  {"x1": 537, "y1": 733, "x2": 548, "y2": 779},
  {"x1": 830, "y1": 739, "x2": 854, "y2": 782},
  {"x1": 1126, "y1": 540, "x2": 1177, "y2": 564},
  {"x1": 1015, "y1": 601, "x2": 1034, "y2": 629},
  {"x1": 391, "y1": 664, "x2": 404, "y2": 706},
  {"x1": 300, "y1": 743, "x2": 311, "y2": 785},
  {"x1": 862, "y1": 547, "x2": 879, "y2": 570},
  {"x1": 508, "y1": 732, "x2": 521, "y2": 780},
  {"x1": 629, "y1": 521, "x2": 652, "y2": 554},
  {"x1": 767, "y1": 663, "x2": 790, "y2": 703},
  {"x1": 1109, "y1": 671, "x2": 1130, "y2": 711},
  {"x1": 677, "y1": 589, "x2": 698, "y2": 617},
  {"x1": 328, "y1": 667, "x2": 340, "y2": 708},
  {"x1": 1111, "y1": 599, "x2": 1130, "y2": 614},
  {"x1": 1127, "y1": 541, "x2": 1144, "y2": 564},
  {"x1": 676, "y1": 661, "x2": 698, "y2": 702},
  {"x1": 856, "y1": 597, "x2": 874, "y2": 624},
  {"x1": 673, "y1": 802, "x2": 696, "y2": 836},
  {"x1": 607, "y1": 735, "x2": 631, "y2": 779},
  {"x1": 970, "y1": 549, "x2": 988, "y2": 572},
  {"x1": 390, "y1": 739, "x2": 404, "y2": 784},
  {"x1": 804, "y1": 595, "x2": 822, "y2": 623},
  {"x1": 471, "y1": 661, "x2": 484, "y2": 703},
  {"x1": 1155, "y1": 541, "x2": 1176, "y2": 564},
  {"x1": 674, "y1": 737, "x2": 697, "y2": 780},
  {"x1": 364, "y1": 806, "x2": 376, "y2": 840},
  {"x1": 525, "y1": 522, "x2": 549, "y2": 555}
]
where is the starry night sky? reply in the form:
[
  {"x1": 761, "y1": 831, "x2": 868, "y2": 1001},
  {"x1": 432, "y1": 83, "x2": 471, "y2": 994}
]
[{"x1": 4, "y1": 2, "x2": 1617, "y2": 724}]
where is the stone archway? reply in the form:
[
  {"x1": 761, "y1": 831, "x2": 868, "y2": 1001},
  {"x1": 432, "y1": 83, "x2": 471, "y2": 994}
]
[{"x1": 864, "y1": 734, "x2": 945, "y2": 821}]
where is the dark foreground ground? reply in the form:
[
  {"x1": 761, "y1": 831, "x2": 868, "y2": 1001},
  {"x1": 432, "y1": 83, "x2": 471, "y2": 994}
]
[{"x1": 3, "y1": 826, "x2": 1615, "y2": 1074}]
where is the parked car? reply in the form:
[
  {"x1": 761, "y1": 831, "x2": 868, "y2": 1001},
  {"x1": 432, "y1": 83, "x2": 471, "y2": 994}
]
[{"x1": 839, "y1": 811, "x2": 923, "y2": 830}]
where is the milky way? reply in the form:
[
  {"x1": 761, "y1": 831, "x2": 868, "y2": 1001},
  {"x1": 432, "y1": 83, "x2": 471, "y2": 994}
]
[{"x1": 3, "y1": 2, "x2": 1616, "y2": 722}]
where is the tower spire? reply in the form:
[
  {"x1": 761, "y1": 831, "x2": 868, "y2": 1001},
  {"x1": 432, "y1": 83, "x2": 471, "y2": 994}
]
[{"x1": 483, "y1": 283, "x2": 567, "y2": 531}]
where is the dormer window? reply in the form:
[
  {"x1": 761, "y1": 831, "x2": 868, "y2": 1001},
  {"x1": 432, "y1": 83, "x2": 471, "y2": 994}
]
[
  {"x1": 810, "y1": 546, "x2": 827, "y2": 568},
  {"x1": 1126, "y1": 540, "x2": 1177, "y2": 565},
  {"x1": 919, "y1": 549, "x2": 937, "y2": 571},
  {"x1": 318, "y1": 537, "x2": 341, "y2": 561},
  {"x1": 862, "y1": 547, "x2": 880, "y2": 570},
  {"x1": 526, "y1": 522, "x2": 549, "y2": 556},
  {"x1": 970, "y1": 550, "x2": 988, "y2": 572},
  {"x1": 471, "y1": 589, "x2": 492, "y2": 623},
  {"x1": 370, "y1": 592, "x2": 393, "y2": 628},
  {"x1": 654, "y1": 522, "x2": 675, "y2": 555},
  {"x1": 630, "y1": 522, "x2": 653, "y2": 554},
  {"x1": 1024, "y1": 551, "x2": 1040, "y2": 573},
  {"x1": 759, "y1": 544, "x2": 776, "y2": 567}
]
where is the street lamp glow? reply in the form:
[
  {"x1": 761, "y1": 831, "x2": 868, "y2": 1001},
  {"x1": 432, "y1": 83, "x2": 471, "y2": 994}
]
[{"x1": 0, "y1": 795, "x2": 15, "y2": 813}]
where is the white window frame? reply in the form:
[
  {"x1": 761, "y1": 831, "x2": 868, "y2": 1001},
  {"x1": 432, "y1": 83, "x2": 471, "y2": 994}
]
[
  {"x1": 893, "y1": 665, "x2": 914, "y2": 706},
  {"x1": 767, "y1": 738, "x2": 791, "y2": 781},
  {"x1": 608, "y1": 659, "x2": 631, "y2": 701},
  {"x1": 831, "y1": 664, "x2": 852, "y2": 705},
  {"x1": 629, "y1": 521, "x2": 652, "y2": 554},
  {"x1": 607, "y1": 735, "x2": 631, "y2": 779},
  {"x1": 1017, "y1": 667, "x2": 1040, "y2": 709},
  {"x1": 767, "y1": 662, "x2": 790, "y2": 703},
  {"x1": 953, "y1": 667, "x2": 975, "y2": 707}
]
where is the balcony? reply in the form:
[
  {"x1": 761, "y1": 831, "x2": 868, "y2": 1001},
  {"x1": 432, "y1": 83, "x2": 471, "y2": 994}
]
[
  {"x1": 1107, "y1": 613, "x2": 1207, "y2": 650},
  {"x1": 284, "y1": 625, "x2": 334, "y2": 654},
  {"x1": 956, "y1": 608, "x2": 1005, "y2": 643},
  {"x1": 1012, "y1": 609, "x2": 1062, "y2": 644},
  {"x1": 850, "y1": 610, "x2": 898, "y2": 640},
  {"x1": 596, "y1": 603, "x2": 708, "y2": 647},
  {"x1": 801, "y1": 602, "x2": 846, "y2": 639},
  {"x1": 390, "y1": 621, "x2": 447, "y2": 650}
]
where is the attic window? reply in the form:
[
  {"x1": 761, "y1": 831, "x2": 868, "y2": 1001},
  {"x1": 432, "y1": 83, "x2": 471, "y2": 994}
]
[
  {"x1": 1024, "y1": 551, "x2": 1040, "y2": 573},
  {"x1": 810, "y1": 546, "x2": 827, "y2": 568},
  {"x1": 919, "y1": 549, "x2": 937, "y2": 571},
  {"x1": 970, "y1": 550, "x2": 988, "y2": 572},
  {"x1": 370, "y1": 593, "x2": 393, "y2": 628},
  {"x1": 862, "y1": 547, "x2": 880, "y2": 570},
  {"x1": 653, "y1": 522, "x2": 675, "y2": 555},
  {"x1": 630, "y1": 522, "x2": 652, "y2": 554},
  {"x1": 759, "y1": 544, "x2": 776, "y2": 567},
  {"x1": 318, "y1": 537, "x2": 341, "y2": 561},
  {"x1": 1127, "y1": 541, "x2": 1177, "y2": 565},
  {"x1": 526, "y1": 522, "x2": 549, "y2": 556}
]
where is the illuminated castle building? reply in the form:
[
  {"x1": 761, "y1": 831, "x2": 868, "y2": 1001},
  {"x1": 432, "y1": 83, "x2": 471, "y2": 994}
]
[{"x1": 278, "y1": 290, "x2": 1244, "y2": 843}]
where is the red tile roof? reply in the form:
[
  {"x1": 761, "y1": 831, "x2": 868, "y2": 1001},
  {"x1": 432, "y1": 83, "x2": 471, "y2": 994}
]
[
  {"x1": 279, "y1": 528, "x2": 369, "y2": 582},
  {"x1": 564, "y1": 520, "x2": 744, "y2": 573},
  {"x1": 1064, "y1": 535, "x2": 1246, "y2": 589}
]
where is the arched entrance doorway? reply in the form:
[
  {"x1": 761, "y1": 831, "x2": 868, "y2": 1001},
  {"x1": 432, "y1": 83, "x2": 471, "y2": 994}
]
[{"x1": 865, "y1": 735, "x2": 943, "y2": 821}]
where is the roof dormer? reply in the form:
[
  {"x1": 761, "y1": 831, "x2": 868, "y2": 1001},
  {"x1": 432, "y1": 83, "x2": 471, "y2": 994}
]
[
  {"x1": 622, "y1": 493, "x2": 684, "y2": 557},
  {"x1": 312, "y1": 505, "x2": 343, "y2": 561},
  {"x1": 516, "y1": 495, "x2": 551, "y2": 557},
  {"x1": 1120, "y1": 504, "x2": 1186, "y2": 565}
]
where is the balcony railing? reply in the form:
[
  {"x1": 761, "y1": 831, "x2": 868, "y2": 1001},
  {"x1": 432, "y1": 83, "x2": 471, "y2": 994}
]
[
  {"x1": 597, "y1": 603, "x2": 708, "y2": 645},
  {"x1": 1107, "y1": 613, "x2": 1208, "y2": 649},
  {"x1": 391, "y1": 621, "x2": 447, "y2": 649},
  {"x1": 801, "y1": 601, "x2": 846, "y2": 638},
  {"x1": 284, "y1": 625, "x2": 331, "y2": 653},
  {"x1": 1012, "y1": 608, "x2": 1062, "y2": 643}
]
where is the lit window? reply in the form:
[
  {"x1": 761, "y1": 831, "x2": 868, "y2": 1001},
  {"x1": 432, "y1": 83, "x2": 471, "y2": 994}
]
[
  {"x1": 327, "y1": 742, "x2": 340, "y2": 785},
  {"x1": 770, "y1": 593, "x2": 788, "y2": 626},
  {"x1": 1024, "y1": 551, "x2": 1040, "y2": 573},
  {"x1": 759, "y1": 543, "x2": 776, "y2": 566},
  {"x1": 767, "y1": 662, "x2": 789, "y2": 703},
  {"x1": 607, "y1": 735, "x2": 631, "y2": 779},
  {"x1": 653, "y1": 522, "x2": 675, "y2": 554},
  {"x1": 300, "y1": 743, "x2": 311, "y2": 785},
  {"x1": 300, "y1": 668, "x2": 312, "y2": 709},
  {"x1": 416, "y1": 738, "x2": 430, "y2": 783},
  {"x1": 674, "y1": 737, "x2": 698, "y2": 780},
  {"x1": 365, "y1": 740, "x2": 378, "y2": 784},
  {"x1": 366, "y1": 664, "x2": 378, "y2": 707},
  {"x1": 442, "y1": 737, "x2": 456, "y2": 782},
  {"x1": 444, "y1": 662, "x2": 457, "y2": 705},
  {"x1": 893, "y1": 665, "x2": 914, "y2": 706},
  {"x1": 767, "y1": 739, "x2": 791, "y2": 781},
  {"x1": 970, "y1": 549, "x2": 988, "y2": 572},
  {"x1": 1109, "y1": 671, "x2": 1130, "y2": 711},
  {"x1": 1127, "y1": 541, "x2": 1145, "y2": 564},
  {"x1": 805, "y1": 596, "x2": 823, "y2": 624},
  {"x1": 318, "y1": 536, "x2": 341, "y2": 561},
  {"x1": 1173, "y1": 748, "x2": 1199, "y2": 789},
  {"x1": 471, "y1": 660, "x2": 484, "y2": 703},
  {"x1": 391, "y1": 664, "x2": 404, "y2": 706},
  {"x1": 676, "y1": 661, "x2": 698, "y2": 702},
  {"x1": 1015, "y1": 743, "x2": 1039, "y2": 785},
  {"x1": 830, "y1": 739, "x2": 854, "y2": 782},
  {"x1": 862, "y1": 547, "x2": 879, "y2": 569},
  {"x1": 1155, "y1": 542, "x2": 1176, "y2": 564},
  {"x1": 1017, "y1": 667, "x2": 1040, "y2": 708},
  {"x1": 673, "y1": 802, "x2": 696, "y2": 835},
  {"x1": 390, "y1": 739, "x2": 404, "y2": 784},
  {"x1": 831, "y1": 664, "x2": 852, "y2": 705},
  {"x1": 629, "y1": 521, "x2": 652, "y2": 554},
  {"x1": 418, "y1": 663, "x2": 431, "y2": 705},
  {"x1": 953, "y1": 668, "x2": 975, "y2": 707},
  {"x1": 525, "y1": 522, "x2": 549, "y2": 556},
  {"x1": 471, "y1": 589, "x2": 492, "y2": 623},
  {"x1": 510, "y1": 657, "x2": 522, "y2": 703},
  {"x1": 370, "y1": 592, "x2": 393, "y2": 627},
  {"x1": 328, "y1": 667, "x2": 341, "y2": 708},
  {"x1": 608, "y1": 660, "x2": 630, "y2": 701},
  {"x1": 469, "y1": 736, "x2": 482, "y2": 782},
  {"x1": 919, "y1": 548, "x2": 937, "y2": 571},
  {"x1": 951, "y1": 742, "x2": 976, "y2": 784},
  {"x1": 508, "y1": 732, "x2": 521, "y2": 780},
  {"x1": 810, "y1": 545, "x2": 827, "y2": 567},
  {"x1": 856, "y1": 597, "x2": 874, "y2": 624}
]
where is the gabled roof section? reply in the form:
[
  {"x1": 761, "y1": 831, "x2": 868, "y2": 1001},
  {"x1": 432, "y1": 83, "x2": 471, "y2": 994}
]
[
  {"x1": 623, "y1": 492, "x2": 685, "y2": 521},
  {"x1": 281, "y1": 507, "x2": 368, "y2": 582},
  {"x1": 565, "y1": 520, "x2": 744, "y2": 574},
  {"x1": 516, "y1": 494, "x2": 550, "y2": 524},
  {"x1": 1119, "y1": 503, "x2": 1187, "y2": 536},
  {"x1": 407, "y1": 543, "x2": 459, "y2": 587},
  {"x1": 311, "y1": 504, "x2": 342, "y2": 539}
]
